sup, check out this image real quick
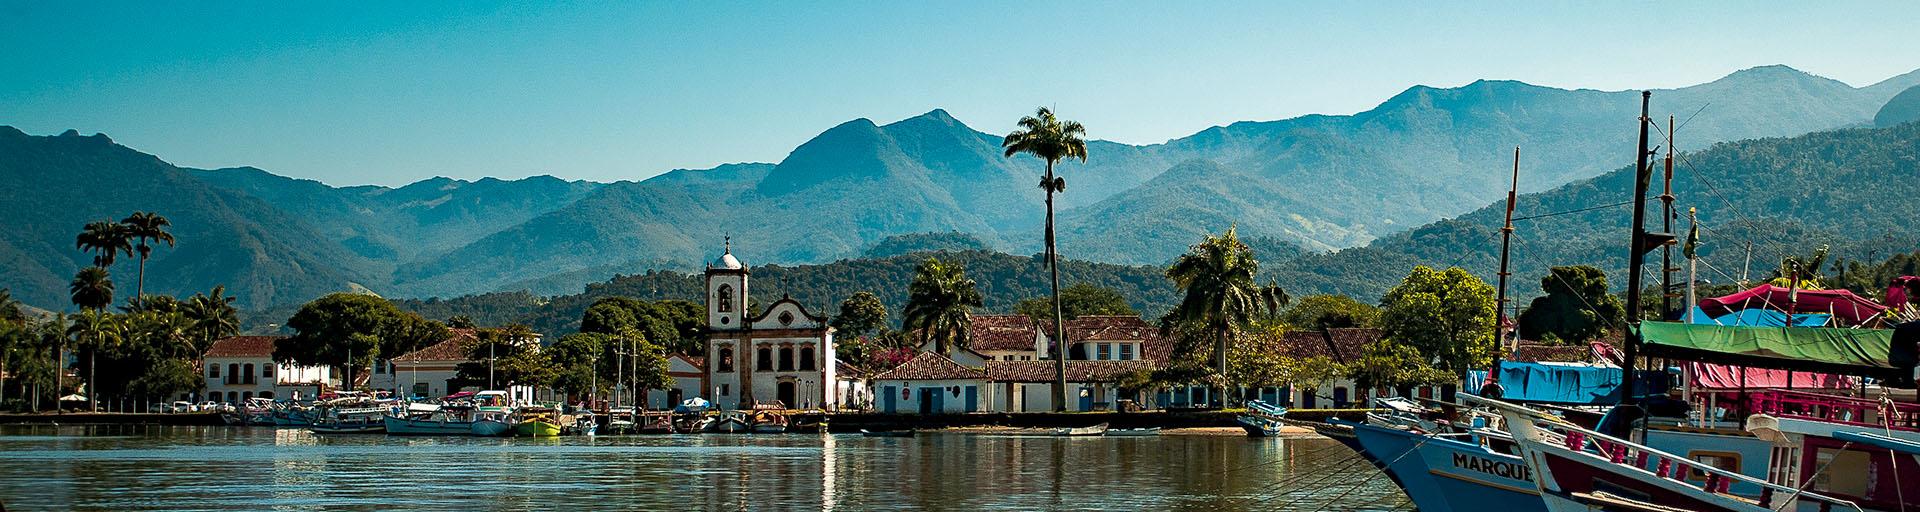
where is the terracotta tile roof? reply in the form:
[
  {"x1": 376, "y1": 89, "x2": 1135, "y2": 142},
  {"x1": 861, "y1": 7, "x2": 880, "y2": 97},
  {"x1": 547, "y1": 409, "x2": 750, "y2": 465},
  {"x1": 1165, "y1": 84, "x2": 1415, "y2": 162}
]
[
  {"x1": 984, "y1": 360, "x2": 1156, "y2": 383},
  {"x1": 1038, "y1": 315, "x2": 1173, "y2": 362},
  {"x1": 204, "y1": 336, "x2": 282, "y2": 358},
  {"x1": 835, "y1": 359, "x2": 866, "y2": 378},
  {"x1": 391, "y1": 329, "x2": 480, "y2": 362},
  {"x1": 968, "y1": 314, "x2": 1043, "y2": 351},
  {"x1": 1241, "y1": 328, "x2": 1383, "y2": 363},
  {"x1": 870, "y1": 351, "x2": 985, "y2": 381}
]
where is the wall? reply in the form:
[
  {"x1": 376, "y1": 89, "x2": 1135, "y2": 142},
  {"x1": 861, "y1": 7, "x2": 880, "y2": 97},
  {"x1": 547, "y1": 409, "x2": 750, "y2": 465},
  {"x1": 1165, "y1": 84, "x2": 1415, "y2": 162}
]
[{"x1": 874, "y1": 379, "x2": 984, "y2": 414}]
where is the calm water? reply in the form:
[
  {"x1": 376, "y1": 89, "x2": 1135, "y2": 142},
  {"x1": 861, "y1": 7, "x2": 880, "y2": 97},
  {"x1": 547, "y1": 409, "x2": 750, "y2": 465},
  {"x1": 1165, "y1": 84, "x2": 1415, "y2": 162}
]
[{"x1": 0, "y1": 425, "x2": 1407, "y2": 511}]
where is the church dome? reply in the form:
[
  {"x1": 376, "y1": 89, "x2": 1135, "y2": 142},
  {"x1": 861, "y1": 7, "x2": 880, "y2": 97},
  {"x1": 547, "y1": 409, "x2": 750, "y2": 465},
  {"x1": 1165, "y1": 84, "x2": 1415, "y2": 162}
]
[{"x1": 714, "y1": 252, "x2": 745, "y2": 270}]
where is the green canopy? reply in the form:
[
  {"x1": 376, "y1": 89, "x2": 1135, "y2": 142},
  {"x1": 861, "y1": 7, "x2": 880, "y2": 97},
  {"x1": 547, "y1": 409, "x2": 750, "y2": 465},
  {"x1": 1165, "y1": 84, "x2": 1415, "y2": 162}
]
[{"x1": 1638, "y1": 321, "x2": 1900, "y2": 378}]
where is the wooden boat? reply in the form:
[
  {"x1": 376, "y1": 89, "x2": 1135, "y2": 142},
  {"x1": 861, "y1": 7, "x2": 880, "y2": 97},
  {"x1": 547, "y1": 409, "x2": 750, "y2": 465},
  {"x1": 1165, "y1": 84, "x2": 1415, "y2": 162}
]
[
  {"x1": 861, "y1": 429, "x2": 916, "y2": 438},
  {"x1": 1051, "y1": 423, "x2": 1108, "y2": 436},
  {"x1": 705, "y1": 411, "x2": 751, "y2": 433},
  {"x1": 384, "y1": 404, "x2": 482, "y2": 436},
  {"x1": 1105, "y1": 427, "x2": 1160, "y2": 437},
  {"x1": 310, "y1": 407, "x2": 387, "y2": 434},
  {"x1": 470, "y1": 410, "x2": 513, "y2": 437},
  {"x1": 749, "y1": 410, "x2": 788, "y2": 434},
  {"x1": 638, "y1": 412, "x2": 674, "y2": 434},
  {"x1": 1236, "y1": 415, "x2": 1286, "y2": 437},
  {"x1": 512, "y1": 407, "x2": 563, "y2": 437}
]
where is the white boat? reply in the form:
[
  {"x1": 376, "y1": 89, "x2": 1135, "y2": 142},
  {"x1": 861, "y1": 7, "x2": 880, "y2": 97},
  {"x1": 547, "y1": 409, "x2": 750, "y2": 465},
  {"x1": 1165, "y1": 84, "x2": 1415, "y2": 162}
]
[
  {"x1": 1051, "y1": 423, "x2": 1108, "y2": 436},
  {"x1": 706, "y1": 411, "x2": 751, "y2": 433},
  {"x1": 384, "y1": 403, "x2": 483, "y2": 436},
  {"x1": 1106, "y1": 427, "x2": 1160, "y2": 437}
]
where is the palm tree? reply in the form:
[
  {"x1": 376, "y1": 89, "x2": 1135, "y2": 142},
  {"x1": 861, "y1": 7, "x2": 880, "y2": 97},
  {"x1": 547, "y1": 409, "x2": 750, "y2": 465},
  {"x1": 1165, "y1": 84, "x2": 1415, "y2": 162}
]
[
  {"x1": 75, "y1": 221, "x2": 132, "y2": 268},
  {"x1": 67, "y1": 309, "x2": 122, "y2": 412},
  {"x1": 901, "y1": 257, "x2": 983, "y2": 356},
  {"x1": 69, "y1": 267, "x2": 115, "y2": 311},
  {"x1": 0, "y1": 288, "x2": 24, "y2": 325},
  {"x1": 1163, "y1": 227, "x2": 1288, "y2": 407},
  {"x1": 1002, "y1": 107, "x2": 1088, "y2": 411},
  {"x1": 121, "y1": 212, "x2": 176, "y2": 299},
  {"x1": 184, "y1": 286, "x2": 239, "y2": 353}
]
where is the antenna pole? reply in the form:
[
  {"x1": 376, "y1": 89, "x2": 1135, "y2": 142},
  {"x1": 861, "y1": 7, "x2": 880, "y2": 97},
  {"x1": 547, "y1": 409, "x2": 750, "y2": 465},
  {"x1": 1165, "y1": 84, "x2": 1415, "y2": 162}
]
[{"x1": 1482, "y1": 147, "x2": 1521, "y2": 398}]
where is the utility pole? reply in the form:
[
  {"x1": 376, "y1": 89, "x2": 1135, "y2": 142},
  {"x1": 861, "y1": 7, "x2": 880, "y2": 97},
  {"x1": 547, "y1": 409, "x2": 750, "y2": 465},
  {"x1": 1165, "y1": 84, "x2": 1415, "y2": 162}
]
[{"x1": 1620, "y1": 91, "x2": 1673, "y2": 434}]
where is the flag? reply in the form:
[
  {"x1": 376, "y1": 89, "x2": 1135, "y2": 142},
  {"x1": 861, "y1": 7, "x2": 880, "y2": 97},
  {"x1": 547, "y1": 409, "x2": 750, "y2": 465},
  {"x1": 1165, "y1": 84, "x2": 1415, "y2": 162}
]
[{"x1": 1682, "y1": 208, "x2": 1700, "y2": 259}]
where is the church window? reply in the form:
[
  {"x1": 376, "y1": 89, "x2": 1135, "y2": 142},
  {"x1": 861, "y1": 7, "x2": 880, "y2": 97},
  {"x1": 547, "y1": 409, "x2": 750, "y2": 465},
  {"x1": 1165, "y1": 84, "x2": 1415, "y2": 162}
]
[
  {"x1": 717, "y1": 347, "x2": 734, "y2": 373},
  {"x1": 716, "y1": 284, "x2": 733, "y2": 313},
  {"x1": 757, "y1": 346, "x2": 774, "y2": 371},
  {"x1": 779, "y1": 346, "x2": 794, "y2": 371},
  {"x1": 800, "y1": 345, "x2": 816, "y2": 371},
  {"x1": 778, "y1": 311, "x2": 794, "y2": 326}
]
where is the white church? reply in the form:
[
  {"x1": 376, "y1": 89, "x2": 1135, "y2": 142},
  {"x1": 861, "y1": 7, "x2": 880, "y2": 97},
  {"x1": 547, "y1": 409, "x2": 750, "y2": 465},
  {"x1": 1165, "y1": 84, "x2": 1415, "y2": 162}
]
[{"x1": 701, "y1": 244, "x2": 841, "y2": 410}]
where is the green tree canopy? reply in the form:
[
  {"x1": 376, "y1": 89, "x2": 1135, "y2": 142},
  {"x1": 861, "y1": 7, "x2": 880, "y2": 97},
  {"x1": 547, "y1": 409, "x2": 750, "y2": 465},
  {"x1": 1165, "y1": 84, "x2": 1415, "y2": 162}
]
[
  {"x1": 579, "y1": 297, "x2": 704, "y2": 356},
  {"x1": 457, "y1": 324, "x2": 551, "y2": 389},
  {"x1": 831, "y1": 291, "x2": 888, "y2": 338},
  {"x1": 1378, "y1": 266, "x2": 1497, "y2": 375},
  {"x1": 902, "y1": 257, "x2": 983, "y2": 355},
  {"x1": 1516, "y1": 265, "x2": 1624, "y2": 344},
  {"x1": 1162, "y1": 227, "x2": 1288, "y2": 385},
  {"x1": 1346, "y1": 339, "x2": 1454, "y2": 394},
  {"x1": 277, "y1": 293, "x2": 451, "y2": 374},
  {"x1": 1014, "y1": 283, "x2": 1138, "y2": 323},
  {"x1": 69, "y1": 267, "x2": 114, "y2": 311},
  {"x1": 1278, "y1": 294, "x2": 1380, "y2": 329},
  {"x1": 548, "y1": 332, "x2": 605, "y2": 398}
]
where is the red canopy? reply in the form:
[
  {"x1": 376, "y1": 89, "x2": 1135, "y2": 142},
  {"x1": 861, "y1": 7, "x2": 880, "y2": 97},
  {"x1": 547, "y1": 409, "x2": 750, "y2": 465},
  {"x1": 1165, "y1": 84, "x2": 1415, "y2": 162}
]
[
  {"x1": 1686, "y1": 362, "x2": 1855, "y2": 390},
  {"x1": 1697, "y1": 284, "x2": 1888, "y2": 326}
]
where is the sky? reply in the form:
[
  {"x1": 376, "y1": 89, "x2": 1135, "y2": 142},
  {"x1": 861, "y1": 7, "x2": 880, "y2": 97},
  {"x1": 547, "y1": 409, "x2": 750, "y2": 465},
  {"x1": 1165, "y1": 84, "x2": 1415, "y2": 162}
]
[{"x1": 5, "y1": 2, "x2": 1918, "y2": 187}]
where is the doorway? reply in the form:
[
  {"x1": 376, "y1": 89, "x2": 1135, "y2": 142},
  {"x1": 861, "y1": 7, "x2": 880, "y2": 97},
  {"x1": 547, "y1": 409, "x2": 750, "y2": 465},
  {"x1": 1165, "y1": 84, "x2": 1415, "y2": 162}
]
[{"x1": 777, "y1": 381, "x2": 797, "y2": 408}]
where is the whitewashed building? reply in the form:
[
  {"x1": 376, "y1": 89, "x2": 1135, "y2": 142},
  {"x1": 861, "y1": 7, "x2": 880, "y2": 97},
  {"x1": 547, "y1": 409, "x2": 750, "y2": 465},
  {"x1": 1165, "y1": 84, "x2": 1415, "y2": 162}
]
[
  {"x1": 869, "y1": 351, "x2": 986, "y2": 414},
  {"x1": 702, "y1": 245, "x2": 839, "y2": 410},
  {"x1": 374, "y1": 328, "x2": 480, "y2": 398},
  {"x1": 202, "y1": 336, "x2": 332, "y2": 403},
  {"x1": 644, "y1": 354, "x2": 709, "y2": 409}
]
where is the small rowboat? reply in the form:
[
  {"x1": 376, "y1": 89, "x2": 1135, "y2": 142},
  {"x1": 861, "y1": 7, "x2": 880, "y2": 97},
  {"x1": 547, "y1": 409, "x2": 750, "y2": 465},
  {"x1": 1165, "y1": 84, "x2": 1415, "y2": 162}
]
[
  {"x1": 1052, "y1": 423, "x2": 1109, "y2": 436},
  {"x1": 860, "y1": 429, "x2": 916, "y2": 438},
  {"x1": 1106, "y1": 427, "x2": 1160, "y2": 437}
]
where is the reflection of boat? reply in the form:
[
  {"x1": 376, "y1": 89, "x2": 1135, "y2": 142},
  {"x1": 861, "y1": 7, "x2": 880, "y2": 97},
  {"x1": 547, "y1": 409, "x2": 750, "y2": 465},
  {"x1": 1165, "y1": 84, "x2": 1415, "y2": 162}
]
[
  {"x1": 1051, "y1": 423, "x2": 1108, "y2": 436},
  {"x1": 1106, "y1": 427, "x2": 1160, "y2": 437},
  {"x1": 749, "y1": 410, "x2": 788, "y2": 434},
  {"x1": 861, "y1": 429, "x2": 915, "y2": 438},
  {"x1": 706, "y1": 411, "x2": 751, "y2": 433},
  {"x1": 512, "y1": 407, "x2": 563, "y2": 437}
]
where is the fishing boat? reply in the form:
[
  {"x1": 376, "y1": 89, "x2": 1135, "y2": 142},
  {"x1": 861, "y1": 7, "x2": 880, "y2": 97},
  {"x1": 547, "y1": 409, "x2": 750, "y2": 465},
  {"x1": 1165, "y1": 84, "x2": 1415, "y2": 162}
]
[
  {"x1": 310, "y1": 406, "x2": 387, "y2": 434},
  {"x1": 861, "y1": 429, "x2": 916, "y2": 438},
  {"x1": 1106, "y1": 427, "x2": 1161, "y2": 437},
  {"x1": 1051, "y1": 423, "x2": 1108, "y2": 437},
  {"x1": 706, "y1": 411, "x2": 751, "y2": 433},
  {"x1": 749, "y1": 410, "x2": 788, "y2": 434},
  {"x1": 384, "y1": 403, "x2": 483, "y2": 436},
  {"x1": 512, "y1": 407, "x2": 563, "y2": 437},
  {"x1": 470, "y1": 410, "x2": 513, "y2": 437},
  {"x1": 604, "y1": 408, "x2": 637, "y2": 435},
  {"x1": 566, "y1": 409, "x2": 598, "y2": 436},
  {"x1": 1237, "y1": 399, "x2": 1289, "y2": 437}
]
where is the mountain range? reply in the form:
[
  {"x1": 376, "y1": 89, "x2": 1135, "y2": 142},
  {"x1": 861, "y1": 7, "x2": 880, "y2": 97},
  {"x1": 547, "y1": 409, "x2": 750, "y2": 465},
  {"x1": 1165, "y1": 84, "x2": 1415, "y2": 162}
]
[{"x1": 2, "y1": 65, "x2": 1916, "y2": 311}]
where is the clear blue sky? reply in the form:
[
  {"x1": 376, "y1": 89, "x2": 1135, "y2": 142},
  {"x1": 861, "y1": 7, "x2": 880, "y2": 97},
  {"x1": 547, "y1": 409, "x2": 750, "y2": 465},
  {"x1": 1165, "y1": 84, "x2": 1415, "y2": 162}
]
[{"x1": 5, "y1": 2, "x2": 1917, "y2": 187}]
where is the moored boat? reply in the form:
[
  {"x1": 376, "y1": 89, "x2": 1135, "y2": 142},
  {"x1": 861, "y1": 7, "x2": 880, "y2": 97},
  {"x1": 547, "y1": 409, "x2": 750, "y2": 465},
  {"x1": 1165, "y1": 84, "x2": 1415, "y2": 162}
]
[
  {"x1": 705, "y1": 411, "x2": 751, "y2": 433},
  {"x1": 512, "y1": 407, "x2": 562, "y2": 437},
  {"x1": 470, "y1": 410, "x2": 513, "y2": 437},
  {"x1": 749, "y1": 410, "x2": 788, "y2": 434},
  {"x1": 1052, "y1": 423, "x2": 1108, "y2": 436},
  {"x1": 384, "y1": 403, "x2": 481, "y2": 436},
  {"x1": 1106, "y1": 427, "x2": 1160, "y2": 437}
]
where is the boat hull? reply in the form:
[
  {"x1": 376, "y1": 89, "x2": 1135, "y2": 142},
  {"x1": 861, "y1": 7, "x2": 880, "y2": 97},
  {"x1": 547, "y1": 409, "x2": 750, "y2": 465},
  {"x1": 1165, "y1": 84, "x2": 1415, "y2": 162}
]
[
  {"x1": 470, "y1": 420, "x2": 512, "y2": 437},
  {"x1": 1343, "y1": 420, "x2": 1544, "y2": 512},
  {"x1": 383, "y1": 415, "x2": 476, "y2": 436},
  {"x1": 1237, "y1": 416, "x2": 1283, "y2": 437},
  {"x1": 1522, "y1": 437, "x2": 1756, "y2": 512},
  {"x1": 706, "y1": 418, "x2": 751, "y2": 433},
  {"x1": 309, "y1": 423, "x2": 386, "y2": 434},
  {"x1": 514, "y1": 420, "x2": 562, "y2": 437}
]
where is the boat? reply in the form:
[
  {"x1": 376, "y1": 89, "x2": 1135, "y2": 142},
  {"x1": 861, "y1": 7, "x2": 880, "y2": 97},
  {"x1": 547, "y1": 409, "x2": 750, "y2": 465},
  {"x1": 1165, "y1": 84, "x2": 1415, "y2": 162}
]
[
  {"x1": 1334, "y1": 417, "x2": 1542, "y2": 512},
  {"x1": 470, "y1": 410, "x2": 513, "y2": 436},
  {"x1": 1237, "y1": 399, "x2": 1289, "y2": 437},
  {"x1": 512, "y1": 407, "x2": 563, "y2": 437},
  {"x1": 749, "y1": 410, "x2": 788, "y2": 434},
  {"x1": 310, "y1": 406, "x2": 387, "y2": 434},
  {"x1": 1469, "y1": 394, "x2": 1862, "y2": 512},
  {"x1": 705, "y1": 411, "x2": 751, "y2": 433},
  {"x1": 604, "y1": 408, "x2": 638, "y2": 435},
  {"x1": 1106, "y1": 427, "x2": 1161, "y2": 437},
  {"x1": 567, "y1": 409, "x2": 598, "y2": 436},
  {"x1": 1051, "y1": 423, "x2": 1108, "y2": 436},
  {"x1": 861, "y1": 429, "x2": 916, "y2": 438},
  {"x1": 384, "y1": 403, "x2": 483, "y2": 436}
]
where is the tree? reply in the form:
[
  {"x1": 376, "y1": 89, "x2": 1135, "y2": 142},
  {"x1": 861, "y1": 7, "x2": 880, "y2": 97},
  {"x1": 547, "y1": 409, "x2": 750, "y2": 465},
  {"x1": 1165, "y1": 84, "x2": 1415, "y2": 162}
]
[
  {"x1": 1163, "y1": 227, "x2": 1289, "y2": 406},
  {"x1": 901, "y1": 257, "x2": 983, "y2": 355},
  {"x1": 120, "y1": 212, "x2": 175, "y2": 299},
  {"x1": 0, "y1": 289, "x2": 24, "y2": 325},
  {"x1": 1014, "y1": 283, "x2": 1137, "y2": 323},
  {"x1": 548, "y1": 333, "x2": 606, "y2": 399},
  {"x1": 278, "y1": 293, "x2": 450, "y2": 383},
  {"x1": 69, "y1": 267, "x2": 114, "y2": 311},
  {"x1": 446, "y1": 315, "x2": 476, "y2": 329},
  {"x1": 831, "y1": 291, "x2": 888, "y2": 338},
  {"x1": 1516, "y1": 265, "x2": 1624, "y2": 344},
  {"x1": 67, "y1": 309, "x2": 122, "y2": 412},
  {"x1": 580, "y1": 297, "x2": 705, "y2": 356},
  {"x1": 1003, "y1": 106, "x2": 1089, "y2": 412},
  {"x1": 183, "y1": 286, "x2": 239, "y2": 354},
  {"x1": 1378, "y1": 266, "x2": 1497, "y2": 380},
  {"x1": 457, "y1": 325, "x2": 551, "y2": 389},
  {"x1": 1346, "y1": 339, "x2": 1453, "y2": 397},
  {"x1": 74, "y1": 220, "x2": 132, "y2": 268},
  {"x1": 1278, "y1": 294, "x2": 1380, "y2": 329}
]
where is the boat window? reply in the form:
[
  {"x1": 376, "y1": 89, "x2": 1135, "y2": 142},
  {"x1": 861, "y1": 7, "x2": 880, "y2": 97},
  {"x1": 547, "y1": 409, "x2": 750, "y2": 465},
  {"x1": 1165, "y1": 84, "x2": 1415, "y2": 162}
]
[
  {"x1": 778, "y1": 346, "x2": 794, "y2": 372},
  {"x1": 1810, "y1": 448, "x2": 1870, "y2": 496},
  {"x1": 758, "y1": 346, "x2": 774, "y2": 371},
  {"x1": 799, "y1": 345, "x2": 816, "y2": 371},
  {"x1": 1685, "y1": 450, "x2": 1743, "y2": 483},
  {"x1": 717, "y1": 347, "x2": 734, "y2": 372}
]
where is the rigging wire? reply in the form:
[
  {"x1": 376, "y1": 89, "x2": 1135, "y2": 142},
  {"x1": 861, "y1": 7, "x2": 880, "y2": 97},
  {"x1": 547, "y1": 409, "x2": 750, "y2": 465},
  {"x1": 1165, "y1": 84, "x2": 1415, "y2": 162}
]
[{"x1": 1511, "y1": 201, "x2": 1633, "y2": 222}]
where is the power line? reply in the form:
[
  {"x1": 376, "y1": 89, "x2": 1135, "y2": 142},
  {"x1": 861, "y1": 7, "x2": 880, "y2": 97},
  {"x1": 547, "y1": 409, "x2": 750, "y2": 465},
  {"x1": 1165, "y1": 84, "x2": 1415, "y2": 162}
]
[{"x1": 1512, "y1": 201, "x2": 1633, "y2": 222}]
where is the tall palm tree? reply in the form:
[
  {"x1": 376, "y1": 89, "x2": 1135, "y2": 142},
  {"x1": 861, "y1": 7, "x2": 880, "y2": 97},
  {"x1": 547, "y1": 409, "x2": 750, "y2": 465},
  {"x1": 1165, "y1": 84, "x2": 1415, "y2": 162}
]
[
  {"x1": 185, "y1": 286, "x2": 239, "y2": 353},
  {"x1": 0, "y1": 288, "x2": 24, "y2": 325},
  {"x1": 1164, "y1": 227, "x2": 1288, "y2": 407},
  {"x1": 1002, "y1": 107, "x2": 1087, "y2": 411},
  {"x1": 75, "y1": 221, "x2": 132, "y2": 268},
  {"x1": 901, "y1": 258, "x2": 983, "y2": 356},
  {"x1": 69, "y1": 267, "x2": 115, "y2": 312},
  {"x1": 67, "y1": 309, "x2": 122, "y2": 412},
  {"x1": 121, "y1": 212, "x2": 176, "y2": 299}
]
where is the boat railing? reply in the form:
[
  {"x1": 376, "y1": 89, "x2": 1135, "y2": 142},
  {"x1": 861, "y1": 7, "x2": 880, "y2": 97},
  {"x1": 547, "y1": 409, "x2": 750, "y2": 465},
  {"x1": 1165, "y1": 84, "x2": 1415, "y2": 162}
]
[
  {"x1": 1746, "y1": 389, "x2": 1920, "y2": 432},
  {"x1": 1464, "y1": 395, "x2": 1863, "y2": 511}
]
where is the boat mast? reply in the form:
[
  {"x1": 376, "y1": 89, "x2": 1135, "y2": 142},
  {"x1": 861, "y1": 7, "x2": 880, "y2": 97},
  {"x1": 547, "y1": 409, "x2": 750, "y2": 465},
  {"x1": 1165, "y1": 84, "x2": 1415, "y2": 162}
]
[
  {"x1": 1661, "y1": 115, "x2": 1676, "y2": 320},
  {"x1": 1620, "y1": 91, "x2": 1671, "y2": 424},
  {"x1": 1481, "y1": 147, "x2": 1522, "y2": 398}
]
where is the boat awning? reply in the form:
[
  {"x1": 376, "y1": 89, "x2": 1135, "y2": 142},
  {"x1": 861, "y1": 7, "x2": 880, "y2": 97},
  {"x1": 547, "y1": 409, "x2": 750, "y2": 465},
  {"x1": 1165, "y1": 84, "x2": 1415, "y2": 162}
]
[
  {"x1": 1686, "y1": 306, "x2": 1830, "y2": 327},
  {"x1": 1639, "y1": 321, "x2": 1904, "y2": 378},
  {"x1": 1832, "y1": 430, "x2": 1920, "y2": 455},
  {"x1": 1464, "y1": 361, "x2": 1668, "y2": 405},
  {"x1": 1696, "y1": 284, "x2": 1887, "y2": 326}
]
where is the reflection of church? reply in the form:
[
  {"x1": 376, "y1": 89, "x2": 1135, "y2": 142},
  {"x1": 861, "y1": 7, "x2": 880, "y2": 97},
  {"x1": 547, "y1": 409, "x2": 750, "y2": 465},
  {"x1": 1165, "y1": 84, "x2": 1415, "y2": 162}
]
[{"x1": 703, "y1": 243, "x2": 839, "y2": 410}]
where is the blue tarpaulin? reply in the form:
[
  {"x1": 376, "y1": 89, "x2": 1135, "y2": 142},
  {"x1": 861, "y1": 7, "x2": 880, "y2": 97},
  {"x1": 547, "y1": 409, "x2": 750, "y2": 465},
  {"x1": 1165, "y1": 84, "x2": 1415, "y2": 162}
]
[
  {"x1": 1465, "y1": 362, "x2": 1669, "y2": 405},
  {"x1": 1685, "y1": 306, "x2": 1830, "y2": 327}
]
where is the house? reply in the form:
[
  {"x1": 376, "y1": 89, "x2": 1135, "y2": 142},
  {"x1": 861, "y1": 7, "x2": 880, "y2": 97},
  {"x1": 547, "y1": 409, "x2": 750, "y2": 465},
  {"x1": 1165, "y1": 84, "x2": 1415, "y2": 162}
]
[
  {"x1": 202, "y1": 336, "x2": 332, "y2": 403},
  {"x1": 835, "y1": 360, "x2": 874, "y2": 411},
  {"x1": 869, "y1": 351, "x2": 986, "y2": 414},
  {"x1": 966, "y1": 314, "x2": 1047, "y2": 361},
  {"x1": 984, "y1": 359, "x2": 1156, "y2": 412},
  {"x1": 643, "y1": 354, "x2": 708, "y2": 409},
  {"x1": 702, "y1": 244, "x2": 839, "y2": 410},
  {"x1": 373, "y1": 328, "x2": 480, "y2": 398},
  {"x1": 895, "y1": 315, "x2": 1171, "y2": 413},
  {"x1": 1237, "y1": 327, "x2": 1448, "y2": 409}
]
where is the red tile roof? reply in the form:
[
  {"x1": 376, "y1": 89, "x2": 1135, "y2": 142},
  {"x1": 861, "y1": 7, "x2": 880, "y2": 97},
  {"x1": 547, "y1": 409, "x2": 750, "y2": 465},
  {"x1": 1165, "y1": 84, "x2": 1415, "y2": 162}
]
[
  {"x1": 870, "y1": 351, "x2": 985, "y2": 381},
  {"x1": 835, "y1": 359, "x2": 866, "y2": 378},
  {"x1": 1241, "y1": 328, "x2": 1383, "y2": 363},
  {"x1": 1038, "y1": 315, "x2": 1173, "y2": 362},
  {"x1": 984, "y1": 360, "x2": 1156, "y2": 383},
  {"x1": 204, "y1": 336, "x2": 282, "y2": 358},
  {"x1": 968, "y1": 314, "x2": 1043, "y2": 351},
  {"x1": 391, "y1": 329, "x2": 480, "y2": 362}
]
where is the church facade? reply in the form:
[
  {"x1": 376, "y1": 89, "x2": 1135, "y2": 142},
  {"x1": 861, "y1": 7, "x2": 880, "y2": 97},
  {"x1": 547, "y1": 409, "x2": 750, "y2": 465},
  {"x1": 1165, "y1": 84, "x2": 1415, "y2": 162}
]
[{"x1": 702, "y1": 246, "x2": 840, "y2": 411}]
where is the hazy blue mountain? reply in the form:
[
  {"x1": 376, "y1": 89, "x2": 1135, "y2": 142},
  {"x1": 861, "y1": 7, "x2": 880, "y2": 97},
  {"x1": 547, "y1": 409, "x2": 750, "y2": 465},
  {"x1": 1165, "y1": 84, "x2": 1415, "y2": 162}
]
[
  {"x1": 1268, "y1": 121, "x2": 1920, "y2": 301},
  {"x1": 0, "y1": 127, "x2": 376, "y2": 309},
  {"x1": 1877, "y1": 85, "x2": 1920, "y2": 127}
]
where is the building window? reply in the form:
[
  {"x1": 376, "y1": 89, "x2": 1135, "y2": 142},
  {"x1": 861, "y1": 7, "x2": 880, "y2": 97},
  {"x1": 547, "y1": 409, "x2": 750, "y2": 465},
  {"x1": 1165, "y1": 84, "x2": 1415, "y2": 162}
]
[
  {"x1": 799, "y1": 346, "x2": 816, "y2": 371},
  {"x1": 374, "y1": 359, "x2": 386, "y2": 374},
  {"x1": 241, "y1": 391, "x2": 252, "y2": 401},
  {"x1": 227, "y1": 391, "x2": 238, "y2": 403},
  {"x1": 262, "y1": 365, "x2": 274, "y2": 379},
  {"x1": 259, "y1": 391, "x2": 274, "y2": 400},
  {"x1": 778, "y1": 346, "x2": 794, "y2": 372},
  {"x1": 227, "y1": 364, "x2": 239, "y2": 385},
  {"x1": 1097, "y1": 343, "x2": 1111, "y2": 360},
  {"x1": 413, "y1": 383, "x2": 429, "y2": 397},
  {"x1": 1119, "y1": 343, "x2": 1135, "y2": 361},
  {"x1": 720, "y1": 384, "x2": 730, "y2": 397},
  {"x1": 208, "y1": 364, "x2": 220, "y2": 379},
  {"x1": 757, "y1": 346, "x2": 774, "y2": 371},
  {"x1": 717, "y1": 347, "x2": 734, "y2": 372},
  {"x1": 243, "y1": 364, "x2": 256, "y2": 385},
  {"x1": 716, "y1": 284, "x2": 733, "y2": 313}
]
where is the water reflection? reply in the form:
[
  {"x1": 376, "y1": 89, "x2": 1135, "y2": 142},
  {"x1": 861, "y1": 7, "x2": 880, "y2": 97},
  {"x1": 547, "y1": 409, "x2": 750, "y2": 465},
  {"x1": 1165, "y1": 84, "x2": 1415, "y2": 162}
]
[{"x1": 0, "y1": 426, "x2": 1406, "y2": 511}]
